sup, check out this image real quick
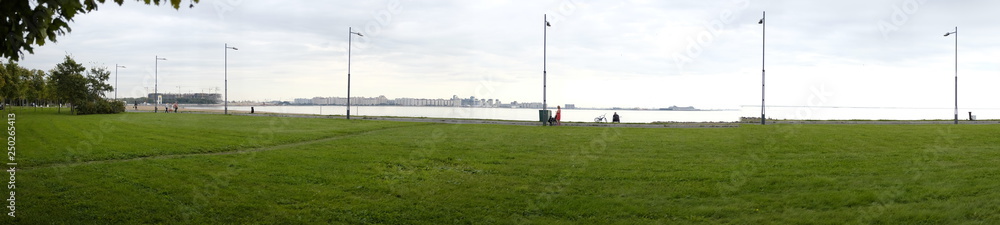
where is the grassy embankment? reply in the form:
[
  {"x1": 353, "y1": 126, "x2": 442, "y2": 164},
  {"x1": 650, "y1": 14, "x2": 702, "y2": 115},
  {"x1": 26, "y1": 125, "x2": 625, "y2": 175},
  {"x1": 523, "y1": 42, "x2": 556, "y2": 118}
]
[{"x1": 8, "y1": 107, "x2": 1000, "y2": 224}]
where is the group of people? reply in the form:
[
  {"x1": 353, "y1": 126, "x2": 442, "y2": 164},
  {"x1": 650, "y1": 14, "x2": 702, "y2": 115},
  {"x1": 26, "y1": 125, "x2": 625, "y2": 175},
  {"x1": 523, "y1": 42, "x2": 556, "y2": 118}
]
[
  {"x1": 547, "y1": 106, "x2": 622, "y2": 126},
  {"x1": 151, "y1": 102, "x2": 179, "y2": 113}
]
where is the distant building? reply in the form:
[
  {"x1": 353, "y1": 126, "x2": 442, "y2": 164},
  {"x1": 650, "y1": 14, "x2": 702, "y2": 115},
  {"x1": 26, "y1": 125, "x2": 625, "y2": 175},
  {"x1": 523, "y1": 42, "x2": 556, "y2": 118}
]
[
  {"x1": 451, "y1": 95, "x2": 462, "y2": 107},
  {"x1": 393, "y1": 96, "x2": 457, "y2": 106},
  {"x1": 517, "y1": 102, "x2": 544, "y2": 109},
  {"x1": 293, "y1": 98, "x2": 313, "y2": 105},
  {"x1": 564, "y1": 104, "x2": 575, "y2": 109},
  {"x1": 312, "y1": 97, "x2": 330, "y2": 105},
  {"x1": 659, "y1": 105, "x2": 697, "y2": 111}
]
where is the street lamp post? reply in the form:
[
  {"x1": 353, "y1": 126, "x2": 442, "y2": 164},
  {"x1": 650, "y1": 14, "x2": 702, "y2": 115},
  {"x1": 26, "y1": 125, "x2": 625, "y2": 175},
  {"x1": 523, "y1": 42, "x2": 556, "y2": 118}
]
[
  {"x1": 225, "y1": 43, "x2": 238, "y2": 115},
  {"x1": 155, "y1": 56, "x2": 167, "y2": 113},
  {"x1": 115, "y1": 64, "x2": 125, "y2": 101},
  {"x1": 543, "y1": 14, "x2": 552, "y2": 125},
  {"x1": 538, "y1": 14, "x2": 552, "y2": 126},
  {"x1": 348, "y1": 27, "x2": 363, "y2": 120},
  {"x1": 759, "y1": 11, "x2": 766, "y2": 125},
  {"x1": 944, "y1": 27, "x2": 957, "y2": 124}
]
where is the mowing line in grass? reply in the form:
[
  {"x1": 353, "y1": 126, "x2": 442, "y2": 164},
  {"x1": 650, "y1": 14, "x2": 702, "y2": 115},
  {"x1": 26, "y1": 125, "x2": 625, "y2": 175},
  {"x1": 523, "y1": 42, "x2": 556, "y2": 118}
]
[{"x1": 24, "y1": 122, "x2": 437, "y2": 170}]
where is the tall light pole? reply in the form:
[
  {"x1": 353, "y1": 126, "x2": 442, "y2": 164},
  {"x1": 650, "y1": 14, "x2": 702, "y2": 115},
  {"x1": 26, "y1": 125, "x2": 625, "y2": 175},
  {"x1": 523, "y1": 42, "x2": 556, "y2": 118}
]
[
  {"x1": 225, "y1": 43, "x2": 238, "y2": 115},
  {"x1": 115, "y1": 64, "x2": 125, "y2": 101},
  {"x1": 348, "y1": 27, "x2": 363, "y2": 120},
  {"x1": 758, "y1": 11, "x2": 766, "y2": 125},
  {"x1": 944, "y1": 27, "x2": 957, "y2": 124},
  {"x1": 155, "y1": 56, "x2": 167, "y2": 113},
  {"x1": 543, "y1": 14, "x2": 551, "y2": 115}
]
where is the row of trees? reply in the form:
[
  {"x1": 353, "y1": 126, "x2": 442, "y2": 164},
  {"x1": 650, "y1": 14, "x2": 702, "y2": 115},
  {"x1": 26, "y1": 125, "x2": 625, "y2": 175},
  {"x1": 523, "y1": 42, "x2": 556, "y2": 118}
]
[
  {"x1": 2, "y1": 1, "x2": 199, "y2": 114},
  {"x1": 0, "y1": 55, "x2": 123, "y2": 114}
]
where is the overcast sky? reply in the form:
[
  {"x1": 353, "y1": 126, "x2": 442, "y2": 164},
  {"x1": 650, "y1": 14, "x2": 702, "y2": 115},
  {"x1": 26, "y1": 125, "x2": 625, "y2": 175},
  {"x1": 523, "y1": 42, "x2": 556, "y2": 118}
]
[{"x1": 16, "y1": 0, "x2": 1000, "y2": 109}]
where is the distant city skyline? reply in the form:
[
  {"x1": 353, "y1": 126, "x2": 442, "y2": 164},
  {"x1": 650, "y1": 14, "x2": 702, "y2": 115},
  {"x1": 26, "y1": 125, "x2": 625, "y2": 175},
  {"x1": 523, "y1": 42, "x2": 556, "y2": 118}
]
[
  {"x1": 129, "y1": 91, "x2": 709, "y2": 110},
  {"x1": 16, "y1": 1, "x2": 1000, "y2": 110}
]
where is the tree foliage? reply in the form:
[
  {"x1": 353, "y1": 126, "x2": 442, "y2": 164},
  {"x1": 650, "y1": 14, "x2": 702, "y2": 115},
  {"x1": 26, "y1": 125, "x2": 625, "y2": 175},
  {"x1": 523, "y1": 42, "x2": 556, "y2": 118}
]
[
  {"x1": 1, "y1": 61, "x2": 30, "y2": 103},
  {"x1": 0, "y1": 63, "x2": 5, "y2": 91},
  {"x1": 26, "y1": 69, "x2": 47, "y2": 104},
  {"x1": 84, "y1": 66, "x2": 113, "y2": 102},
  {"x1": 44, "y1": 55, "x2": 122, "y2": 114},
  {"x1": 1, "y1": 0, "x2": 200, "y2": 61},
  {"x1": 48, "y1": 56, "x2": 88, "y2": 112}
]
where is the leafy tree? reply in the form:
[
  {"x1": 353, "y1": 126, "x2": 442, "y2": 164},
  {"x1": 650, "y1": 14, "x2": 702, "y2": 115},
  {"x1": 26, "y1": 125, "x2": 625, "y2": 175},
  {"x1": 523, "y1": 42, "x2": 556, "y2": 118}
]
[
  {"x1": 49, "y1": 55, "x2": 88, "y2": 113},
  {"x1": 0, "y1": 61, "x2": 29, "y2": 105},
  {"x1": 44, "y1": 71, "x2": 58, "y2": 107},
  {"x1": 46, "y1": 55, "x2": 123, "y2": 114},
  {"x1": 14, "y1": 66, "x2": 34, "y2": 105},
  {"x1": 84, "y1": 66, "x2": 112, "y2": 102},
  {"x1": 0, "y1": 67, "x2": 5, "y2": 93},
  {"x1": 0, "y1": 63, "x2": 7, "y2": 101},
  {"x1": 26, "y1": 69, "x2": 48, "y2": 108},
  {"x1": 1, "y1": 0, "x2": 200, "y2": 61}
]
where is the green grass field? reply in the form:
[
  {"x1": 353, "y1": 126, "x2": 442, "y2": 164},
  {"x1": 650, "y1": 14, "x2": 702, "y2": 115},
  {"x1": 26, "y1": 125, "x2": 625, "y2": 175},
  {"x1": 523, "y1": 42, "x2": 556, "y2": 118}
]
[{"x1": 7, "y1": 108, "x2": 1000, "y2": 224}]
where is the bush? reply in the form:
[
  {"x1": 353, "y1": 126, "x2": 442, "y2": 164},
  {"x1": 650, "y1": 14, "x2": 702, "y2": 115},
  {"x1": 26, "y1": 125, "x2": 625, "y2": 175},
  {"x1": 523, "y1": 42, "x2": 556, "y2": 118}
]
[{"x1": 74, "y1": 99, "x2": 124, "y2": 115}]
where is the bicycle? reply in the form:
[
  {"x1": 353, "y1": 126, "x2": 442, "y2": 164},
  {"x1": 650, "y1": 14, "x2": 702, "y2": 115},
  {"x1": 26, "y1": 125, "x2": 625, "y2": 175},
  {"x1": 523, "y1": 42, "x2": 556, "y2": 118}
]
[{"x1": 594, "y1": 113, "x2": 607, "y2": 123}]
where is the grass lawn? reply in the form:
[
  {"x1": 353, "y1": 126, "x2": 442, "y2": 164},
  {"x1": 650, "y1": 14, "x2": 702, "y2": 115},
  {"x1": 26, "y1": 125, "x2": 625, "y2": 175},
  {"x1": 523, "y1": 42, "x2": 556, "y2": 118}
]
[{"x1": 7, "y1": 107, "x2": 1000, "y2": 224}]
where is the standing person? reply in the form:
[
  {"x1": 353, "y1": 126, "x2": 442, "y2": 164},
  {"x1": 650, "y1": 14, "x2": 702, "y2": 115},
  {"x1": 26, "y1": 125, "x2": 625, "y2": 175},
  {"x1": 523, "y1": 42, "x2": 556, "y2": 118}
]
[
  {"x1": 555, "y1": 105, "x2": 562, "y2": 126},
  {"x1": 173, "y1": 102, "x2": 178, "y2": 113},
  {"x1": 612, "y1": 112, "x2": 620, "y2": 123}
]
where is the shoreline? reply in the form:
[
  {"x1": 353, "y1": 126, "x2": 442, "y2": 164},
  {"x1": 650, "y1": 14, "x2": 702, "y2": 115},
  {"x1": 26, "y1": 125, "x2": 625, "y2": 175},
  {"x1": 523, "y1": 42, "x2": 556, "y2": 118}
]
[
  {"x1": 117, "y1": 106, "x2": 1000, "y2": 127},
  {"x1": 126, "y1": 106, "x2": 734, "y2": 128}
]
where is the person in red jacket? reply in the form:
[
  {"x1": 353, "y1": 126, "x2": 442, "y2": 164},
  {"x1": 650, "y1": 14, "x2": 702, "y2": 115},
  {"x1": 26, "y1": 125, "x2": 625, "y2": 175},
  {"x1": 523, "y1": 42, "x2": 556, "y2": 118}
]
[{"x1": 555, "y1": 105, "x2": 562, "y2": 126}]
